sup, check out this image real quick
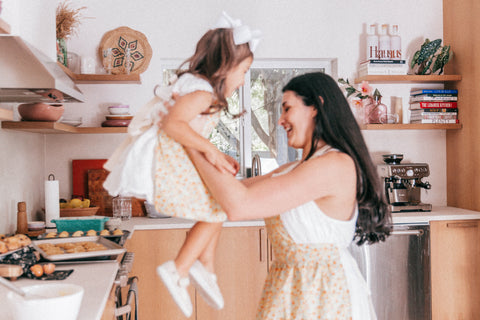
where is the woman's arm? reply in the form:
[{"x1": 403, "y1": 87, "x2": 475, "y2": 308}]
[
  {"x1": 161, "y1": 91, "x2": 237, "y2": 174},
  {"x1": 187, "y1": 148, "x2": 356, "y2": 221}
]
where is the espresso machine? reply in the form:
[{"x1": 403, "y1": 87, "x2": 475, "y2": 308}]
[{"x1": 377, "y1": 154, "x2": 432, "y2": 212}]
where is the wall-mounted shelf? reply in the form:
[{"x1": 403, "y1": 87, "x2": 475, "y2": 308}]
[
  {"x1": 58, "y1": 63, "x2": 141, "y2": 84},
  {"x1": 361, "y1": 123, "x2": 462, "y2": 130},
  {"x1": 0, "y1": 18, "x2": 11, "y2": 34},
  {"x1": 0, "y1": 108, "x2": 14, "y2": 121},
  {"x1": 354, "y1": 75, "x2": 462, "y2": 83},
  {"x1": 1, "y1": 121, "x2": 128, "y2": 134},
  {"x1": 1, "y1": 121, "x2": 461, "y2": 134}
]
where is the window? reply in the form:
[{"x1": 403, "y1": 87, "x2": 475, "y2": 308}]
[{"x1": 161, "y1": 58, "x2": 336, "y2": 177}]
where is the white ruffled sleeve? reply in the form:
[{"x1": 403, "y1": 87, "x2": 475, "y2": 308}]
[{"x1": 172, "y1": 73, "x2": 214, "y2": 96}]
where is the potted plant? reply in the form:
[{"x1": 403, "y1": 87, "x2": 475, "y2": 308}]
[{"x1": 410, "y1": 38, "x2": 452, "y2": 75}]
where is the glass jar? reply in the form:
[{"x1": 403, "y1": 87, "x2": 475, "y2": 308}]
[{"x1": 112, "y1": 196, "x2": 132, "y2": 221}]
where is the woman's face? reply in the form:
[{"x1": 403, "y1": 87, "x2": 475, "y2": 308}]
[
  {"x1": 279, "y1": 90, "x2": 317, "y2": 151},
  {"x1": 224, "y1": 56, "x2": 253, "y2": 97}
]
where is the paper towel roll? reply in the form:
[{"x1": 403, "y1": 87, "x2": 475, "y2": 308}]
[{"x1": 45, "y1": 179, "x2": 59, "y2": 228}]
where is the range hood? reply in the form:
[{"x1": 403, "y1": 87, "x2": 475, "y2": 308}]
[{"x1": 0, "y1": 36, "x2": 84, "y2": 103}]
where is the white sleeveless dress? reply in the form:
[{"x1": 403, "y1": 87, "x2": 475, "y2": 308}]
[{"x1": 103, "y1": 73, "x2": 226, "y2": 222}]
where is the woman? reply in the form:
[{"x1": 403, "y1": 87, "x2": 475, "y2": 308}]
[{"x1": 187, "y1": 72, "x2": 391, "y2": 319}]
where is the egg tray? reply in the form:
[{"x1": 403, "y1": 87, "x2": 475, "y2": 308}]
[{"x1": 37, "y1": 230, "x2": 129, "y2": 246}]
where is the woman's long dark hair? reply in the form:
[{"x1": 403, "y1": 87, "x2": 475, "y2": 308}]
[{"x1": 282, "y1": 72, "x2": 391, "y2": 245}]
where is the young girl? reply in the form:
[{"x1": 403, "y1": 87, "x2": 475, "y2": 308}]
[
  {"x1": 186, "y1": 72, "x2": 391, "y2": 319},
  {"x1": 103, "y1": 12, "x2": 260, "y2": 317}
]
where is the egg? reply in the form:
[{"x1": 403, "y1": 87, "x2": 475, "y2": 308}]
[
  {"x1": 43, "y1": 263, "x2": 55, "y2": 275},
  {"x1": 30, "y1": 264, "x2": 44, "y2": 277}
]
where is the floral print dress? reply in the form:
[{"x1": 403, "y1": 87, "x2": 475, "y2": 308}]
[
  {"x1": 104, "y1": 73, "x2": 227, "y2": 222},
  {"x1": 256, "y1": 146, "x2": 376, "y2": 320}
]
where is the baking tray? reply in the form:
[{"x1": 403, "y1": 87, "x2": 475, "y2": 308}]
[
  {"x1": 36, "y1": 230, "x2": 130, "y2": 246},
  {"x1": 32, "y1": 236, "x2": 126, "y2": 261}
]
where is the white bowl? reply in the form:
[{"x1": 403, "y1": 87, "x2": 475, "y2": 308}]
[
  {"x1": 7, "y1": 283, "x2": 84, "y2": 320},
  {"x1": 108, "y1": 105, "x2": 130, "y2": 115}
]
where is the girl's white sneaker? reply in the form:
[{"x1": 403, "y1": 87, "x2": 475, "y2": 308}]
[
  {"x1": 157, "y1": 261, "x2": 193, "y2": 317},
  {"x1": 189, "y1": 260, "x2": 224, "y2": 309}
]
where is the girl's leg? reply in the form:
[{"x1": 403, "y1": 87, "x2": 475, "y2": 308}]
[
  {"x1": 197, "y1": 221, "x2": 222, "y2": 273},
  {"x1": 174, "y1": 221, "x2": 223, "y2": 277}
]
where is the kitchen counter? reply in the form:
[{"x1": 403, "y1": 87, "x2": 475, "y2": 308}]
[
  {"x1": 1, "y1": 205, "x2": 479, "y2": 319},
  {"x1": 120, "y1": 206, "x2": 480, "y2": 232},
  {"x1": 0, "y1": 261, "x2": 119, "y2": 320}
]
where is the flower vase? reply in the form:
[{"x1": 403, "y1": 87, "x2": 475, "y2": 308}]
[
  {"x1": 56, "y1": 38, "x2": 67, "y2": 67},
  {"x1": 364, "y1": 96, "x2": 387, "y2": 124}
]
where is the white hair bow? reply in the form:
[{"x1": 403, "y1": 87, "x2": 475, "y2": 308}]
[{"x1": 214, "y1": 11, "x2": 262, "y2": 52}]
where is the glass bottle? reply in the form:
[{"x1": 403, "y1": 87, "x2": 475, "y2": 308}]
[
  {"x1": 365, "y1": 90, "x2": 387, "y2": 124},
  {"x1": 390, "y1": 25, "x2": 402, "y2": 60},
  {"x1": 366, "y1": 24, "x2": 378, "y2": 60},
  {"x1": 378, "y1": 24, "x2": 391, "y2": 60}
]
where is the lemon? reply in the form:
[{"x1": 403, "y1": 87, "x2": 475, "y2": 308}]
[
  {"x1": 60, "y1": 202, "x2": 68, "y2": 209},
  {"x1": 82, "y1": 199, "x2": 91, "y2": 208},
  {"x1": 70, "y1": 198, "x2": 83, "y2": 208}
]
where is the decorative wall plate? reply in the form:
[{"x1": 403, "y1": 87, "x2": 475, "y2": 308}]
[{"x1": 98, "y1": 26, "x2": 152, "y2": 75}]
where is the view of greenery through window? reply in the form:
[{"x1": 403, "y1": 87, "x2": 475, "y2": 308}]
[{"x1": 163, "y1": 62, "x2": 328, "y2": 177}]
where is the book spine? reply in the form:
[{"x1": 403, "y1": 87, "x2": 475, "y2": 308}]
[
  {"x1": 409, "y1": 102, "x2": 458, "y2": 109},
  {"x1": 410, "y1": 108, "x2": 458, "y2": 113},
  {"x1": 410, "y1": 96, "x2": 458, "y2": 102},
  {"x1": 410, "y1": 113, "x2": 458, "y2": 120},
  {"x1": 410, "y1": 119, "x2": 459, "y2": 124},
  {"x1": 410, "y1": 89, "x2": 458, "y2": 95},
  {"x1": 361, "y1": 59, "x2": 406, "y2": 64}
]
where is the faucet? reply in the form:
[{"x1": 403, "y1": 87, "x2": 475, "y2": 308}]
[{"x1": 252, "y1": 154, "x2": 262, "y2": 177}]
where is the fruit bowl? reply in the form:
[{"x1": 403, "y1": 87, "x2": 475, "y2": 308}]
[
  {"x1": 60, "y1": 207, "x2": 99, "y2": 217},
  {"x1": 18, "y1": 103, "x2": 64, "y2": 121}
]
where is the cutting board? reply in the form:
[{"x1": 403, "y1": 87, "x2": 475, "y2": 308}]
[
  {"x1": 87, "y1": 169, "x2": 145, "y2": 217},
  {"x1": 72, "y1": 159, "x2": 107, "y2": 199}
]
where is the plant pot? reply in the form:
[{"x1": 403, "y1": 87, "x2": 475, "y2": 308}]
[{"x1": 18, "y1": 103, "x2": 64, "y2": 121}]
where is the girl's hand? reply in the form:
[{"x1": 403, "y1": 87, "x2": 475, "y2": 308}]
[{"x1": 204, "y1": 147, "x2": 238, "y2": 175}]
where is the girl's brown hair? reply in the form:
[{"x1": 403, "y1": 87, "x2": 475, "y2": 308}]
[{"x1": 178, "y1": 28, "x2": 253, "y2": 116}]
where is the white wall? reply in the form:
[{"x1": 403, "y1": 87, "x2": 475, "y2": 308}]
[{"x1": 0, "y1": 0, "x2": 446, "y2": 234}]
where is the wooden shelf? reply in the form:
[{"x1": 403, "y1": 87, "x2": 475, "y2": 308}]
[
  {"x1": 0, "y1": 108, "x2": 13, "y2": 121},
  {"x1": 361, "y1": 123, "x2": 462, "y2": 130},
  {"x1": 58, "y1": 63, "x2": 141, "y2": 84},
  {"x1": 1, "y1": 121, "x2": 128, "y2": 134},
  {"x1": 0, "y1": 18, "x2": 11, "y2": 34},
  {"x1": 354, "y1": 75, "x2": 462, "y2": 83}
]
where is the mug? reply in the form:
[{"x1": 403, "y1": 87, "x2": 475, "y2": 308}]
[{"x1": 112, "y1": 197, "x2": 132, "y2": 221}]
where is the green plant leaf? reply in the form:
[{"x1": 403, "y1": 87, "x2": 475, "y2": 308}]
[
  {"x1": 417, "y1": 39, "x2": 442, "y2": 64},
  {"x1": 411, "y1": 51, "x2": 421, "y2": 68}
]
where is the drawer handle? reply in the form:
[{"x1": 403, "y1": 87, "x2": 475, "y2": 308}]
[{"x1": 446, "y1": 222, "x2": 478, "y2": 228}]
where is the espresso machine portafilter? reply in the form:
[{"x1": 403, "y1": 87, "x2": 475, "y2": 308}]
[{"x1": 377, "y1": 154, "x2": 432, "y2": 212}]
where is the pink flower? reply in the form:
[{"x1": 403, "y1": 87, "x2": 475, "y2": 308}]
[{"x1": 360, "y1": 81, "x2": 373, "y2": 96}]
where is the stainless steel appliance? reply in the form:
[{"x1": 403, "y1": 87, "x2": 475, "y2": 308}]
[
  {"x1": 377, "y1": 154, "x2": 432, "y2": 212},
  {"x1": 114, "y1": 252, "x2": 138, "y2": 320},
  {"x1": 349, "y1": 224, "x2": 431, "y2": 320}
]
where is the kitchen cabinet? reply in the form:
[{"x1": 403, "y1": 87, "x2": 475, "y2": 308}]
[
  {"x1": 430, "y1": 219, "x2": 480, "y2": 319},
  {"x1": 354, "y1": 74, "x2": 462, "y2": 131},
  {"x1": 125, "y1": 226, "x2": 269, "y2": 320}
]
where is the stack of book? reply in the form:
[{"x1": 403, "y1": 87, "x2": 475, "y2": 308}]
[
  {"x1": 358, "y1": 59, "x2": 408, "y2": 77},
  {"x1": 409, "y1": 89, "x2": 458, "y2": 124}
]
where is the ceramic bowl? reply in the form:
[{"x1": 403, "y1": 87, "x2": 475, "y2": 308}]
[
  {"x1": 6, "y1": 283, "x2": 84, "y2": 320},
  {"x1": 108, "y1": 105, "x2": 130, "y2": 115},
  {"x1": 18, "y1": 103, "x2": 64, "y2": 121}
]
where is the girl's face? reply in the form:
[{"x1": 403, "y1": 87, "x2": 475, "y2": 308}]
[
  {"x1": 279, "y1": 90, "x2": 317, "y2": 151},
  {"x1": 224, "y1": 56, "x2": 253, "y2": 97}
]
